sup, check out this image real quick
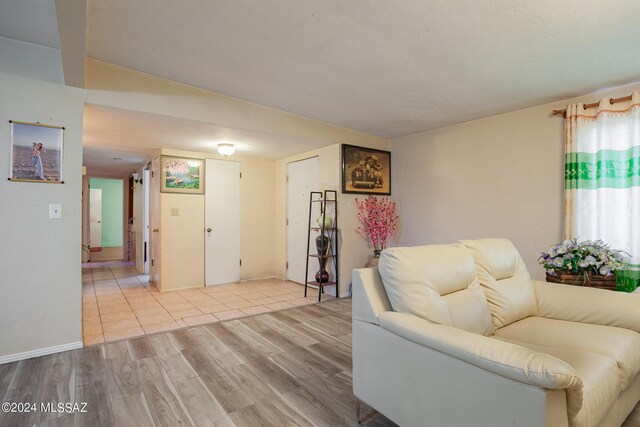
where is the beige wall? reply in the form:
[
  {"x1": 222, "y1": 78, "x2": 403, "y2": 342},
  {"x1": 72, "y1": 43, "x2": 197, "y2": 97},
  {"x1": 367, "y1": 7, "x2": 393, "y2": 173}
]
[
  {"x1": 275, "y1": 141, "x2": 389, "y2": 297},
  {"x1": 160, "y1": 187, "x2": 206, "y2": 291},
  {"x1": 0, "y1": 70, "x2": 85, "y2": 360},
  {"x1": 154, "y1": 148, "x2": 276, "y2": 291},
  {"x1": 390, "y1": 81, "x2": 640, "y2": 280}
]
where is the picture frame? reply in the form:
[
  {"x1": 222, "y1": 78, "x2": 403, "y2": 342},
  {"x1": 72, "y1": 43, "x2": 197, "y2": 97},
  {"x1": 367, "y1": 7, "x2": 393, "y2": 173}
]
[
  {"x1": 341, "y1": 144, "x2": 391, "y2": 195},
  {"x1": 160, "y1": 155, "x2": 205, "y2": 194},
  {"x1": 9, "y1": 120, "x2": 64, "y2": 183}
]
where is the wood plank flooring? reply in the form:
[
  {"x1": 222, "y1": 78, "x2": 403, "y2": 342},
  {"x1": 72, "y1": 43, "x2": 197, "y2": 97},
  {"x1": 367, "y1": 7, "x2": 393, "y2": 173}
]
[{"x1": 0, "y1": 299, "x2": 394, "y2": 427}]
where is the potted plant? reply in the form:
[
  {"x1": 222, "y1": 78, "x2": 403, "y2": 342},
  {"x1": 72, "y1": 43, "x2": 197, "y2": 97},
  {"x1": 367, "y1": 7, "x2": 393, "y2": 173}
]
[
  {"x1": 355, "y1": 196, "x2": 399, "y2": 267},
  {"x1": 538, "y1": 239, "x2": 630, "y2": 290}
]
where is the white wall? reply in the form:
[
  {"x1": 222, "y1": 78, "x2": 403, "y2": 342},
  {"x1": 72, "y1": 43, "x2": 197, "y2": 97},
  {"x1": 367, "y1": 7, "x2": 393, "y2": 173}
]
[
  {"x1": 390, "y1": 81, "x2": 640, "y2": 280},
  {"x1": 0, "y1": 71, "x2": 85, "y2": 359}
]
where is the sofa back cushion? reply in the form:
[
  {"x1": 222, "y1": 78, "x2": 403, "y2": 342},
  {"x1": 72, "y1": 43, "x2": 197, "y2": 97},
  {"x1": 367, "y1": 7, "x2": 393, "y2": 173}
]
[
  {"x1": 462, "y1": 238, "x2": 537, "y2": 329},
  {"x1": 378, "y1": 244, "x2": 494, "y2": 336}
]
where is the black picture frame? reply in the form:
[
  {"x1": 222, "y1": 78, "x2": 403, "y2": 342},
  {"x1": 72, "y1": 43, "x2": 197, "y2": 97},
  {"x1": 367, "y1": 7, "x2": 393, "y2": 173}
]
[{"x1": 341, "y1": 144, "x2": 391, "y2": 195}]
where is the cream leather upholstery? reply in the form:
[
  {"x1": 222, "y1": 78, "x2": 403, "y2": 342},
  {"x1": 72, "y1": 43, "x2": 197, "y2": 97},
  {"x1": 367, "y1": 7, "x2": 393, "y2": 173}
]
[
  {"x1": 495, "y1": 317, "x2": 640, "y2": 391},
  {"x1": 353, "y1": 239, "x2": 640, "y2": 427},
  {"x1": 379, "y1": 244, "x2": 494, "y2": 335},
  {"x1": 462, "y1": 238, "x2": 537, "y2": 328}
]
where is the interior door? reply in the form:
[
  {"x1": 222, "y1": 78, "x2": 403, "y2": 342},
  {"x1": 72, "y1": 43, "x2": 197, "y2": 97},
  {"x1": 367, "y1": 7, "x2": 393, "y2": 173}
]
[
  {"x1": 142, "y1": 168, "x2": 150, "y2": 274},
  {"x1": 89, "y1": 188, "x2": 102, "y2": 248},
  {"x1": 149, "y1": 157, "x2": 161, "y2": 287},
  {"x1": 205, "y1": 159, "x2": 240, "y2": 285},
  {"x1": 286, "y1": 157, "x2": 319, "y2": 284}
]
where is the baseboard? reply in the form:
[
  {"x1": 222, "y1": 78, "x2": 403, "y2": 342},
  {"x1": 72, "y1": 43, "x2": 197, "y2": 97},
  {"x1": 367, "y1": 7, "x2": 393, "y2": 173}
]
[
  {"x1": 241, "y1": 275, "x2": 282, "y2": 282},
  {"x1": 0, "y1": 341, "x2": 84, "y2": 365}
]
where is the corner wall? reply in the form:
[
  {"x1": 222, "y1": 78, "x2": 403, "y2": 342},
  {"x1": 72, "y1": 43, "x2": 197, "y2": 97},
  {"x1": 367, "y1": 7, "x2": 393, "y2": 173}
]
[
  {"x1": 0, "y1": 71, "x2": 85, "y2": 360},
  {"x1": 275, "y1": 141, "x2": 389, "y2": 297},
  {"x1": 155, "y1": 148, "x2": 276, "y2": 291},
  {"x1": 390, "y1": 81, "x2": 640, "y2": 279}
]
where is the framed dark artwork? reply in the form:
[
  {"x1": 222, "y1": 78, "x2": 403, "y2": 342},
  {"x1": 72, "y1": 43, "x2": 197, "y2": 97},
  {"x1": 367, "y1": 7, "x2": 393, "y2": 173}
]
[
  {"x1": 9, "y1": 121, "x2": 64, "y2": 183},
  {"x1": 160, "y1": 155, "x2": 205, "y2": 194},
  {"x1": 341, "y1": 144, "x2": 391, "y2": 195}
]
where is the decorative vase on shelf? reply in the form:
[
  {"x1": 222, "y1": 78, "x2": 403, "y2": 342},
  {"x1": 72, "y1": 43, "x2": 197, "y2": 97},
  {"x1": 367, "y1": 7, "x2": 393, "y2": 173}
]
[
  {"x1": 365, "y1": 249, "x2": 382, "y2": 268},
  {"x1": 316, "y1": 213, "x2": 334, "y2": 229},
  {"x1": 315, "y1": 232, "x2": 331, "y2": 283}
]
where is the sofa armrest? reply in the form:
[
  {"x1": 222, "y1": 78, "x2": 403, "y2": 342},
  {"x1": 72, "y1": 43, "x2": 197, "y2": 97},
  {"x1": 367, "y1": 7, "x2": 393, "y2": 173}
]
[
  {"x1": 378, "y1": 311, "x2": 582, "y2": 392},
  {"x1": 534, "y1": 280, "x2": 640, "y2": 333},
  {"x1": 352, "y1": 268, "x2": 392, "y2": 324}
]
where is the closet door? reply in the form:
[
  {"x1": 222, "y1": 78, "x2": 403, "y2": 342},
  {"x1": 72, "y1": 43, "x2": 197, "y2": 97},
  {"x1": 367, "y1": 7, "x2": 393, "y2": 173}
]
[
  {"x1": 286, "y1": 157, "x2": 319, "y2": 284},
  {"x1": 205, "y1": 159, "x2": 241, "y2": 285}
]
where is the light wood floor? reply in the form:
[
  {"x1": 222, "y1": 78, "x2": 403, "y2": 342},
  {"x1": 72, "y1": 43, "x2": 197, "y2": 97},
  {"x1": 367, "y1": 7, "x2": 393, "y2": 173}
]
[{"x1": 0, "y1": 298, "x2": 394, "y2": 427}]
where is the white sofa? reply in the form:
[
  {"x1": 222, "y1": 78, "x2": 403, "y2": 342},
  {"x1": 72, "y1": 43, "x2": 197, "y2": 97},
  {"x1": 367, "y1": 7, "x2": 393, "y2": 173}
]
[{"x1": 352, "y1": 238, "x2": 640, "y2": 427}]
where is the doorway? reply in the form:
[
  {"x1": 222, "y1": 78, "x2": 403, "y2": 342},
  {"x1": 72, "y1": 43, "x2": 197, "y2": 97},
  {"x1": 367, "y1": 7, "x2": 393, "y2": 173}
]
[
  {"x1": 149, "y1": 157, "x2": 161, "y2": 286},
  {"x1": 205, "y1": 158, "x2": 241, "y2": 285},
  {"x1": 286, "y1": 157, "x2": 319, "y2": 285},
  {"x1": 142, "y1": 168, "x2": 151, "y2": 274},
  {"x1": 89, "y1": 177, "x2": 124, "y2": 262}
]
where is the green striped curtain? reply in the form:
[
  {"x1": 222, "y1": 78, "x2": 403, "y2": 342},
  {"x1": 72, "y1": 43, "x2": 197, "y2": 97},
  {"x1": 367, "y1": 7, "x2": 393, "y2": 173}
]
[{"x1": 564, "y1": 92, "x2": 640, "y2": 288}]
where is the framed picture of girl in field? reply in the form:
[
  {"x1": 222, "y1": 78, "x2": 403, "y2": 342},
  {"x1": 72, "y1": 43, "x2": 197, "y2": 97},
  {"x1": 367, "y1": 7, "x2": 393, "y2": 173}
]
[{"x1": 9, "y1": 121, "x2": 64, "y2": 184}]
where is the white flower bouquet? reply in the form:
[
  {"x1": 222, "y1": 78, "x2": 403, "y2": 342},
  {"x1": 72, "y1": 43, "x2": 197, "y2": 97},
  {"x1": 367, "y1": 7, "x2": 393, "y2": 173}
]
[{"x1": 538, "y1": 239, "x2": 628, "y2": 277}]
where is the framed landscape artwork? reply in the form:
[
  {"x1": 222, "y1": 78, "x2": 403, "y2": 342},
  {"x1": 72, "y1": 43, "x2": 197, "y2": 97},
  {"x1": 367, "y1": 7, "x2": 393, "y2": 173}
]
[
  {"x1": 160, "y1": 155, "x2": 205, "y2": 194},
  {"x1": 9, "y1": 121, "x2": 64, "y2": 183},
  {"x1": 341, "y1": 144, "x2": 391, "y2": 195}
]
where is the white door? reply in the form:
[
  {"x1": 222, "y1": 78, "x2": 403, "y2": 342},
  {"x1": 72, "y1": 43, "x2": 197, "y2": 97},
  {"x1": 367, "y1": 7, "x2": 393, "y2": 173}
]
[
  {"x1": 149, "y1": 157, "x2": 161, "y2": 287},
  {"x1": 142, "y1": 169, "x2": 150, "y2": 274},
  {"x1": 89, "y1": 188, "x2": 102, "y2": 248},
  {"x1": 286, "y1": 157, "x2": 319, "y2": 284},
  {"x1": 205, "y1": 159, "x2": 240, "y2": 285}
]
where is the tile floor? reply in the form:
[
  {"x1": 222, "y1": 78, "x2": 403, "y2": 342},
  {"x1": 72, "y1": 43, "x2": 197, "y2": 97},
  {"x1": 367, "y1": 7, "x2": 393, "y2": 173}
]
[{"x1": 82, "y1": 261, "x2": 334, "y2": 345}]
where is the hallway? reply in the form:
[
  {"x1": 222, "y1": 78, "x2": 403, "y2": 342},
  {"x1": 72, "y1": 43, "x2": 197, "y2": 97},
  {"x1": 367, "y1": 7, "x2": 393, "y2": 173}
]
[{"x1": 83, "y1": 261, "x2": 334, "y2": 345}]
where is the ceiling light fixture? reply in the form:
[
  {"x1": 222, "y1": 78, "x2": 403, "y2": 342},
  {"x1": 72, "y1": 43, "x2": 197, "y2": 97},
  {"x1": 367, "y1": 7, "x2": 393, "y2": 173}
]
[{"x1": 217, "y1": 143, "x2": 235, "y2": 157}]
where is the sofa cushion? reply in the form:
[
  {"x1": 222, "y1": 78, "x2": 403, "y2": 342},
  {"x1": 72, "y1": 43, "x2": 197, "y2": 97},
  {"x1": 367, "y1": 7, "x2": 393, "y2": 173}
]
[
  {"x1": 494, "y1": 316, "x2": 640, "y2": 391},
  {"x1": 379, "y1": 244, "x2": 494, "y2": 335},
  {"x1": 496, "y1": 337, "x2": 619, "y2": 427},
  {"x1": 462, "y1": 238, "x2": 537, "y2": 328}
]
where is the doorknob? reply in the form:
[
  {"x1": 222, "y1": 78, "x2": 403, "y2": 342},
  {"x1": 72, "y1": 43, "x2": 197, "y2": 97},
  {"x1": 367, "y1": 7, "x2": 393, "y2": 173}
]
[
  {"x1": 152, "y1": 228, "x2": 159, "y2": 233},
  {"x1": 206, "y1": 228, "x2": 212, "y2": 233}
]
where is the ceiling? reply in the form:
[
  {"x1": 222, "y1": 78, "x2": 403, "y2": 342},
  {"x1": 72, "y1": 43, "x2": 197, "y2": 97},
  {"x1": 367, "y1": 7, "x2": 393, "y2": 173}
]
[
  {"x1": 86, "y1": 0, "x2": 640, "y2": 139},
  {"x1": 4, "y1": 1, "x2": 640, "y2": 174},
  {"x1": 0, "y1": 0, "x2": 60, "y2": 48},
  {"x1": 83, "y1": 104, "x2": 329, "y2": 175}
]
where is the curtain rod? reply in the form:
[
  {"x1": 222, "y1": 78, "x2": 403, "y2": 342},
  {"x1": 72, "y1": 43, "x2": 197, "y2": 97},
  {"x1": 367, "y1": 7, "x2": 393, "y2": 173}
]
[{"x1": 552, "y1": 95, "x2": 633, "y2": 118}]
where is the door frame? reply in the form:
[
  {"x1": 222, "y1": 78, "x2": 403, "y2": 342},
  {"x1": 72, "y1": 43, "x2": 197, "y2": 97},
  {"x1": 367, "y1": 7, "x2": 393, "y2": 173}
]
[{"x1": 142, "y1": 168, "x2": 151, "y2": 274}]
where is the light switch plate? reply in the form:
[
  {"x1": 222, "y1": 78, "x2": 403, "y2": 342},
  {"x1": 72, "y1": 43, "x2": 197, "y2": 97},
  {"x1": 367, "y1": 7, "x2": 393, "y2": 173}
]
[
  {"x1": 49, "y1": 203, "x2": 62, "y2": 219},
  {"x1": 171, "y1": 208, "x2": 180, "y2": 216}
]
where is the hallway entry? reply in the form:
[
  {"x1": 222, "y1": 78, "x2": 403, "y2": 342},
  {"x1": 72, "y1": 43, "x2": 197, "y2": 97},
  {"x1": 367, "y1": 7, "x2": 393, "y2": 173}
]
[{"x1": 89, "y1": 177, "x2": 124, "y2": 262}]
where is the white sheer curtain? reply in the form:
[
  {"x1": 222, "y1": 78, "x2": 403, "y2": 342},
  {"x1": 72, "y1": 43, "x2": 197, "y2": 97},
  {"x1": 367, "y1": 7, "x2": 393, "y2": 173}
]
[{"x1": 564, "y1": 91, "x2": 640, "y2": 268}]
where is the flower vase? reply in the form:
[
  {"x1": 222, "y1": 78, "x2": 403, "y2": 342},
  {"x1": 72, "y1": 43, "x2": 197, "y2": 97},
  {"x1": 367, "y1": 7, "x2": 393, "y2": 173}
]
[
  {"x1": 315, "y1": 232, "x2": 331, "y2": 283},
  {"x1": 365, "y1": 249, "x2": 382, "y2": 268}
]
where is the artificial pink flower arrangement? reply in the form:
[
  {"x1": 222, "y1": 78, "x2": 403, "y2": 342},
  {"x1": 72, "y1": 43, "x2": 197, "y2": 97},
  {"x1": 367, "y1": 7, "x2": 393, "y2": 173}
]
[{"x1": 355, "y1": 196, "x2": 399, "y2": 252}]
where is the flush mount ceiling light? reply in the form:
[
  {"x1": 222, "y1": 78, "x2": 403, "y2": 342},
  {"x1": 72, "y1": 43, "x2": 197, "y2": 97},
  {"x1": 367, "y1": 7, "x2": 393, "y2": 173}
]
[{"x1": 217, "y1": 143, "x2": 235, "y2": 157}]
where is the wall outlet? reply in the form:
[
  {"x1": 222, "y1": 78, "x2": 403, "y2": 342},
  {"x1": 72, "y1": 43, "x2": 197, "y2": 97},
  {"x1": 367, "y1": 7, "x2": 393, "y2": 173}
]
[
  {"x1": 171, "y1": 208, "x2": 180, "y2": 216},
  {"x1": 49, "y1": 203, "x2": 62, "y2": 219}
]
